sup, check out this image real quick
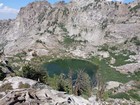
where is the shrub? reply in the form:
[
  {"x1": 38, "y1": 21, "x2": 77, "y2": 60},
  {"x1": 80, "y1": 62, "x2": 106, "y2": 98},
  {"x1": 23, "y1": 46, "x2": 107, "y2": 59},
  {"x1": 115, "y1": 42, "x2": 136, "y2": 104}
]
[
  {"x1": 48, "y1": 71, "x2": 92, "y2": 97},
  {"x1": 19, "y1": 64, "x2": 48, "y2": 84},
  {"x1": 114, "y1": 2, "x2": 119, "y2": 9},
  {"x1": 63, "y1": 7, "x2": 69, "y2": 16},
  {"x1": 98, "y1": 44, "x2": 109, "y2": 51},
  {"x1": 36, "y1": 40, "x2": 45, "y2": 44},
  {"x1": 47, "y1": 75, "x2": 59, "y2": 89},
  {"x1": 32, "y1": 51, "x2": 38, "y2": 57},
  {"x1": 47, "y1": 29, "x2": 53, "y2": 34},
  {"x1": 130, "y1": 4, "x2": 140, "y2": 12},
  {"x1": 38, "y1": 12, "x2": 45, "y2": 23},
  {"x1": 63, "y1": 36, "x2": 74, "y2": 45},
  {"x1": 0, "y1": 83, "x2": 13, "y2": 92},
  {"x1": 48, "y1": 74, "x2": 72, "y2": 94},
  {"x1": 58, "y1": 23, "x2": 68, "y2": 32},
  {"x1": 0, "y1": 68, "x2": 6, "y2": 80},
  {"x1": 18, "y1": 82, "x2": 30, "y2": 89},
  {"x1": 96, "y1": 72, "x2": 106, "y2": 101},
  {"x1": 101, "y1": 20, "x2": 108, "y2": 30},
  {"x1": 15, "y1": 51, "x2": 27, "y2": 58},
  {"x1": 110, "y1": 46, "x2": 118, "y2": 51},
  {"x1": 82, "y1": 3, "x2": 93, "y2": 11},
  {"x1": 130, "y1": 36, "x2": 140, "y2": 46},
  {"x1": 57, "y1": 74, "x2": 67, "y2": 92}
]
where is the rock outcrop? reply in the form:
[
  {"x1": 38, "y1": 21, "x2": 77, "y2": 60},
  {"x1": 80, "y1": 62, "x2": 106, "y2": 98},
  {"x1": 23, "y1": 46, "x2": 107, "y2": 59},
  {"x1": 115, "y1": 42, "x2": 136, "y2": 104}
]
[
  {"x1": 0, "y1": 76, "x2": 97, "y2": 105},
  {"x1": 0, "y1": 76, "x2": 139, "y2": 105}
]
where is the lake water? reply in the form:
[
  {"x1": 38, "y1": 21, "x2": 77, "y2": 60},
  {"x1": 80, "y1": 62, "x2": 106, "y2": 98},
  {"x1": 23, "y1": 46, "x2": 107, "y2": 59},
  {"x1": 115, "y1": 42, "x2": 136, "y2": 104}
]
[{"x1": 42, "y1": 59, "x2": 98, "y2": 79}]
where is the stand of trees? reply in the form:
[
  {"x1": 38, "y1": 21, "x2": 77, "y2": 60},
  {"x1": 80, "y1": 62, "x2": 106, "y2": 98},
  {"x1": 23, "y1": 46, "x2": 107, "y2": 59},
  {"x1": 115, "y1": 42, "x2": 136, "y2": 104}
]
[{"x1": 17, "y1": 64, "x2": 94, "y2": 97}]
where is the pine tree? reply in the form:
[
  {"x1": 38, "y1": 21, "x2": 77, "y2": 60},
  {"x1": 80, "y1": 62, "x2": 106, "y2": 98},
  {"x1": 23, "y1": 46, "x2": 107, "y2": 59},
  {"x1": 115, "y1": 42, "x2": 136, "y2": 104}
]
[{"x1": 74, "y1": 70, "x2": 92, "y2": 96}]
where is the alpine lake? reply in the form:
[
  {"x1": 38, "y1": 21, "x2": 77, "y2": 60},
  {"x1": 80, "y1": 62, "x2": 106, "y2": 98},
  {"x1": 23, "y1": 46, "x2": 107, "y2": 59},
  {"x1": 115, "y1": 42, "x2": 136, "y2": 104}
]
[{"x1": 42, "y1": 59, "x2": 98, "y2": 80}]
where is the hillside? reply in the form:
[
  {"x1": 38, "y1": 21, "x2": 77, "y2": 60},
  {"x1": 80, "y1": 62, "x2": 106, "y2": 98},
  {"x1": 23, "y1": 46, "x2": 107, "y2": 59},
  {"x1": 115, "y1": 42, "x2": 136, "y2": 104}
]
[{"x1": 0, "y1": 0, "x2": 140, "y2": 104}]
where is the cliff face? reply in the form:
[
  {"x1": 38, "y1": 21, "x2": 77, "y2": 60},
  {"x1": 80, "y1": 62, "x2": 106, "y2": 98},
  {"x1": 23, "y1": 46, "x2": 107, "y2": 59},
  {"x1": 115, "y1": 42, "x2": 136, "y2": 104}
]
[{"x1": 0, "y1": 0, "x2": 140, "y2": 58}]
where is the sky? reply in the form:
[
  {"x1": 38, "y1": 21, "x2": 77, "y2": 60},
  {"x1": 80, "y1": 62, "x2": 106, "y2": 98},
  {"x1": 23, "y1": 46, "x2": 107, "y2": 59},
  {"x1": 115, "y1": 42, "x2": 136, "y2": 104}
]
[{"x1": 0, "y1": 0, "x2": 134, "y2": 19}]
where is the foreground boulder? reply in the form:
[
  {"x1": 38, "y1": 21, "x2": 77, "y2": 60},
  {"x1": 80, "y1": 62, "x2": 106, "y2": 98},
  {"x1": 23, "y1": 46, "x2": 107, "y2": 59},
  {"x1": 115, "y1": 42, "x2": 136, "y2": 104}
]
[{"x1": 0, "y1": 77, "x2": 94, "y2": 105}]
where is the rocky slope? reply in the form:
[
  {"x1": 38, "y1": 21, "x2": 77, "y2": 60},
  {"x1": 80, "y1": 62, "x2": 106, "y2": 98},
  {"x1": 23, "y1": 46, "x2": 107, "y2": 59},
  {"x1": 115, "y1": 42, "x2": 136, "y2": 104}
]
[
  {"x1": 0, "y1": 76, "x2": 139, "y2": 105},
  {"x1": 0, "y1": 0, "x2": 140, "y2": 57}
]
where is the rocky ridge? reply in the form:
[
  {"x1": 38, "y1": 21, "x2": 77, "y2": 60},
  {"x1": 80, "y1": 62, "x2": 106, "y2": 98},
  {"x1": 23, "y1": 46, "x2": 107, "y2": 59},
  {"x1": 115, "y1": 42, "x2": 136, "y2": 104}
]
[
  {"x1": 0, "y1": 0, "x2": 140, "y2": 56},
  {"x1": 0, "y1": 76, "x2": 139, "y2": 105}
]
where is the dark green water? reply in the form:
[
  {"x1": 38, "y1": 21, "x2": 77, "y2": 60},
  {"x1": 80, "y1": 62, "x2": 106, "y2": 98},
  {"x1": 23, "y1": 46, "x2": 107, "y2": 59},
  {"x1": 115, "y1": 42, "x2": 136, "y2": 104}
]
[{"x1": 42, "y1": 59, "x2": 98, "y2": 78}]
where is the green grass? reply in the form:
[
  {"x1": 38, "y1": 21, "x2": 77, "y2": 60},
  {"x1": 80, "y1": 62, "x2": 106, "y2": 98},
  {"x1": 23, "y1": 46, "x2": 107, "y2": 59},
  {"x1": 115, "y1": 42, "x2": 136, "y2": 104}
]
[
  {"x1": 110, "y1": 92, "x2": 130, "y2": 100},
  {"x1": 109, "y1": 52, "x2": 135, "y2": 66},
  {"x1": 89, "y1": 56, "x2": 138, "y2": 83},
  {"x1": 130, "y1": 71, "x2": 140, "y2": 81},
  {"x1": 102, "y1": 49, "x2": 136, "y2": 67},
  {"x1": 63, "y1": 36, "x2": 75, "y2": 45},
  {"x1": 110, "y1": 89, "x2": 140, "y2": 101},
  {"x1": 98, "y1": 60, "x2": 130, "y2": 83},
  {"x1": 128, "y1": 89, "x2": 140, "y2": 101}
]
